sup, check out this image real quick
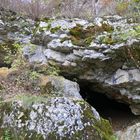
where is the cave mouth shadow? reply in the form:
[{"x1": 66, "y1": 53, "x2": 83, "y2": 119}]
[
  {"x1": 79, "y1": 83, "x2": 140, "y2": 131},
  {"x1": 0, "y1": 64, "x2": 11, "y2": 68}
]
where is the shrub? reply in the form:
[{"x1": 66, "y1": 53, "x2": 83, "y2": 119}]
[{"x1": 0, "y1": 0, "x2": 140, "y2": 21}]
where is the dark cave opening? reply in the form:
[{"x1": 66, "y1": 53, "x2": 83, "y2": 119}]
[
  {"x1": 79, "y1": 83, "x2": 140, "y2": 131},
  {"x1": 0, "y1": 63, "x2": 11, "y2": 68}
]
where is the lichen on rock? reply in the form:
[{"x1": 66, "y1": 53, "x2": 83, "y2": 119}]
[{"x1": 0, "y1": 97, "x2": 115, "y2": 140}]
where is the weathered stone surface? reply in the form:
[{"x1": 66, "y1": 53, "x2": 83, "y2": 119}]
[
  {"x1": 116, "y1": 123, "x2": 140, "y2": 140},
  {"x1": 28, "y1": 16, "x2": 140, "y2": 115},
  {"x1": 0, "y1": 8, "x2": 139, "y2": 139},
  {"x1": 23, "y1": 45, "x2": 47, "y2": 64},
  {"x1": 0, "y1": 8, "x2": 33, "y2": 67},
  {"x1": 0, "y1": 96, "x2": 115, "y2": 140},
  {"x1": 40, "y1": 75, "x2": 82, "y2": 99},
  {"x1": 0, "y1": 64, "x2": 115, "y2": 139}
]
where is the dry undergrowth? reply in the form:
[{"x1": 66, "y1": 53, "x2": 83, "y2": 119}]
[{"x1": 0, "y1": 0, "x2": 139, "y2": 20}]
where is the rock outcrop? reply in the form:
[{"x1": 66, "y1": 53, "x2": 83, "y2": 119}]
[
  {"x1": 0, "y1": 8, "x2": 33, "y2": 67},
  {"x1": 26, "y1": 16, "x2": 140, "y2": 115},
  {"x1": 0, "y1": 8, "x2": 140, "y2": 139},
  {"x1": 0, "y1": 67, "x2": 115, "y2": 140},
  {"x1": 0, "y1": 97, "x2": 114, "y2": 140}
]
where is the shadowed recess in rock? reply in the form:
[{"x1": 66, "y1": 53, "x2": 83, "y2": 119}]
[{"x1": 79, "y1": 83, "x2": 140, "y2": 131}]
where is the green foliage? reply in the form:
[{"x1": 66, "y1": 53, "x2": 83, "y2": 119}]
[
  {"x1": 50, "y1": 26, "x2": 61, "y2": 33},
  {"x1": 2, "y1": 130, "x2": 11, "y2": 140},
  {"x1": 119, "y1": 25, "x2": 140, "y2": 41},
  {"x1": 3, "y1": 43, "x2": 22, "y2": 66},
  {"x1": 15, "y1": 69, "x2": 40, "y2": 90},
  {"x1": 100, "y1": 35, "x2": 117, "y2": 45},
  {"x1": 29, "y1": 71, "x2": 40, "y2": 81},
  {"x1": 46, "y1": 65, "x2": 60, "y2": 76},
  {"x1": 33, "y1": 18, "x2": 54, "y2": 35},
  {"x1": 37, "y1": 64, "x2": 60, "y2": 76}
]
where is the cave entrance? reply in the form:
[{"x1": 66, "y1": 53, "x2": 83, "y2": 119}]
[
  {"x1": 79, "y1": 83, "x2": 140, "y2": 131},
  {"x1": 0, "y1": 63, "x2": 11, "y2": 68}
]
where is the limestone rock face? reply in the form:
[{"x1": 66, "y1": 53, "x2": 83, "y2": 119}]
[
  {"x1": 27, "y1": 16, "x2": 140, "y2": 115},
  {"x1": 0, "y1": 67, "x2": 115, "y2": 140},
  {"x1": 0, "y1": 98, "x2": 115, "y2": 140},
  {"x1": 0, "y1": 8, "x2": 139, "y2": 139},
  {"x1": 116, "y1": 123, "x2": 140, "y2": 140},
  {"x1": 0, "y1": 8, "x2": 33, "y2": 67},
  {"x1": 40, "y1": 75, "x2": 82, "y2": 99}
]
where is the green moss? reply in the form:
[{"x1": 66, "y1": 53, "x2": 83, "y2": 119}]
[
  {"x1": 46, "y1": 63, "x2": 60, "y2": 76},
  {"x1": 134, "y1": 25, "x2": 140, "y2": 33},
  {"x1": 14, "y1": 95, "x2": 46, "y2": 107},
  {"x1": 37, "y1": 64, "x2": 60, "y2": 76},
  {"x1": 40, "y1": 17, "x2": 51, "y2": 23},
  {"x1": 70, "y1": 36, "x2": 84, "y2": 46},
  {"x1": 119, "y1": 25, "x2": 140, "y2": 42},
  {"x1": 50, "y1": 26, "x2": 61, "y2": 33},
  {"x1": 28, "y1": 44, "x2": 38, "y2": 54},
  {"x1": 93, "y1": 23, "x2": 114, "y2": 34},
  {"x1": 40, "y1": 81, "x2": 54, "y2": 95},
  {"x1": 93, "y1": 118, "x2": 117, "y2": 140},
  {"x1": 69, "y1": 23, "x2": 114, "y2": 47},
  {"x1": 0, "y1": 42, "x2": 21, "y2": 66},
  {"x1": 71, "y1": 130, "x2": 83, "y2": 140},
  {"x1": 47, "y1": 132, "x2": 60, "y2": 140},
  {"x1": 0, "y1": 84, "x2": 3, "y2": 91},
  {"x1": 60, "y1": 37, "x2": 70, "y2": 43},
  {"x1": 84, "y1": 36, "x2": 94, "y2": 45},
  {"x1": 42, "y1": 23, "x2": 51, "y2": 31},
  {"x1": 81, "y1": 102, "x2": 116, "y2": 140},
  {"x1": 69, "y1": 24, "x2": 85, "y2": 39},
  {"x1": 24, "y1": 132, "x2": 44, "y2": 140},
  {"x1": 101, "y1": 23, "x2": 114, "y2": 33},
  {"x1": 33, "y1": 18, "x2": 56, "y2": 35},
  {"x1": 101, "y1": 35, "x2": 117, "y2": 45}
]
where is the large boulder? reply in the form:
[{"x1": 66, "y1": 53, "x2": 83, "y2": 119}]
[
  {"x1": 26, "y1": 15, "x2": 140, "y2": 115},
  {"x1": 0, "y1": 68, "x2": 115, "y2": 140},
  {"x1": 0, "y1": 97, "x2": 115, "y2": 140}
]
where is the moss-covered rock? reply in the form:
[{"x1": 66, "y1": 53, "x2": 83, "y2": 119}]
[
  {"x1": 0, "y1": 96, "x2": 115, "y2": 140},
  {"x1": 0, "y1": 43, "x2": 17, "y2": 67},
  {"x1": 69, "y1": 23, "x2": 114, "y2": 46}
]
